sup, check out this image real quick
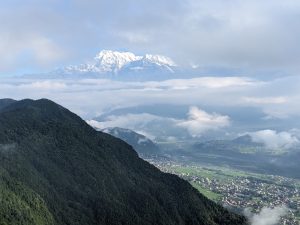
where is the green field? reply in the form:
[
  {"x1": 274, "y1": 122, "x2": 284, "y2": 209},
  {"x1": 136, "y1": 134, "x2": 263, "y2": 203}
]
[
  {"x1": 191, "y1": 182, "x2": 222, "y2": 201},
  {"x1": 168, "y1": 164, "x2": 300, "y2": 187}
]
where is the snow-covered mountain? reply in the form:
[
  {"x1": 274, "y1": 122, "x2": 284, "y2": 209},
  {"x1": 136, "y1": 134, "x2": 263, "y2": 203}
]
[
  {"x1": 48, "y1": 50, "x2": 177, "y2": 80},
  {"x1": 21, "y1": 50, "x2": 249, "y2": 80}
]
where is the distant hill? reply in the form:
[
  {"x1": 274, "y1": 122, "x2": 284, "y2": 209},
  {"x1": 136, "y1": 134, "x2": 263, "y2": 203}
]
[
  {"x1": 165, "y1": 136, "x2": 300, "y2": 179},
  {"x1": 102, "y1": 127, "x2": 161, "y2": 156},
  {"x1": 193, "y1": 136, "x2": 263, "y2": 157},
  {"x1": 0, "y1": 98, "x2": 247, "y2": 225}
]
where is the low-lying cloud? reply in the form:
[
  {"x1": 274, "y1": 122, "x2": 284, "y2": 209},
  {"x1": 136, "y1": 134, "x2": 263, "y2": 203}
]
[
  {"x1": 1, "y1": 75, "x2": 300, "y2": 138},
  {"x1": 248, "y1": 130, "x2": 299, "y2": 149},
  {"x1": 87, "y1": 107, "x2": 230, "y2": 140},
  {"x1": 0, "y1": 76, "x2": 258, "y2": 118},
  {"x1": 87, "y1": 113, "x2": 179, "y2": 141},
  {"x1": 177, "y1": 107, "x2": 230, "y2": 137},
  {"x1": 244, "y1": 206, "x2": 288, "y2": 225}
]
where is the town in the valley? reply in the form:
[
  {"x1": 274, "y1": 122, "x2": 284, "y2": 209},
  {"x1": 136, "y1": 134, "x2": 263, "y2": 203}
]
[{"x1": 146, "y1": 157, "x2": 300, "y2": 225}]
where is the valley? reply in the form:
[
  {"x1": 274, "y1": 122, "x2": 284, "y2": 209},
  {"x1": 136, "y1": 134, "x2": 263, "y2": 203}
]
[
  {"x1": 145, "y1": 156, "x2": 300, "y2": 225},
  {"x1": 105, "y1": 125, "x2": 300, "y2": 224}
]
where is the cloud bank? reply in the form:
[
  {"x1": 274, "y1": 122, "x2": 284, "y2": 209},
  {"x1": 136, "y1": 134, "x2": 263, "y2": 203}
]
[
  {"x1": 248, "y1": 130, "x2": 299, "y2": 149},
  {"x1": 244, "y1": 206, "x2": 288, "y2": 225},
  {"x1": 1, "y1": 75, "x2": 300, "y2": 140},
  {"x1": 87, "y1": 106, "x2": 230, "y2": 140}
]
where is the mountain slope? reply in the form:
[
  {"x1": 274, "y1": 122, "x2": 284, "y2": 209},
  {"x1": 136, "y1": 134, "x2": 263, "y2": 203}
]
[
  {"x1": 0, "y1": 99, "x2": 248, "y2": 225},
  {"x1": 102, "y1": 127, "x2": 160, "y2": 156}
]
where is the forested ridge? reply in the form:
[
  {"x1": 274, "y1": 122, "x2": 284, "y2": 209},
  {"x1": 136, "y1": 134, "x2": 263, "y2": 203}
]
[{"x1": 0, "y1": 99, "x2": 248, "y2": 225}]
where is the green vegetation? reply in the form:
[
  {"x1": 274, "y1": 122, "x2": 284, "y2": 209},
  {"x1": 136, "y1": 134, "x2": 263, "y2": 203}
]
[
  {"x1": 170, "y1": 163, "x2": 294, "y2": 185},
  {"x1": 0, "y1": 99, "x2": 248, "y2": 225},
  {"x1": 0, "y1": 172, "x2": 54, "y2": 225},
  {"x1": 190, "y1": 182, "x2": 221, "y2": 201}
]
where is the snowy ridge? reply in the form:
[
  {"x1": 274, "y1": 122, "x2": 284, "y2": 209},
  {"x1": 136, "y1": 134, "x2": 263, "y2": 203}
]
[
  {"x1": 60, "y1": 50, "x2": 176, "y2": 75},
  {"x1": 143, "y1": 54, "x2": 176, "y2": 67},
  {"x1": 93, "y1": 50, "x2": 142, "y2": 73}
]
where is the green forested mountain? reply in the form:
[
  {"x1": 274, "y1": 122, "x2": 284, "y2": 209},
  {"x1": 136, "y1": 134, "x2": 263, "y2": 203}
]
[
  {"x1": 0, "y1": 99, "x2": 248, "y2": 225},
  {"x1": 0, "y1": 98, "x2": 16, "y2": 111}
]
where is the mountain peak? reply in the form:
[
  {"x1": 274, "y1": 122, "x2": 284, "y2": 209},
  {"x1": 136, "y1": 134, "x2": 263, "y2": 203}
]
[
  {"x1": 93, "y1": 50, "x2": 142, "y2": 73},
  {"x1": 95, "y1": 50, "x2": 139, "y2": 60},
  {"x1": 50, "y1": 50, "x2": 177, "y2": 79},
  {"x1": 143, "y1": 54, "x2": 176, "y2": 67}
]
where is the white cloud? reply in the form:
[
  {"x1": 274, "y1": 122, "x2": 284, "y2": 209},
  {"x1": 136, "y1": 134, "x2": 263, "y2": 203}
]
[
  {"x1": 248, "y1": 130, "x2": 299, "y2": 149},
  {"x1": 244, "y1": 206, "x2": 288, "y2": 225},
  {"x1": 177, "y1": 107, "x2": 230, "y2": 136},
  {"x1": 0, "y1": 76, "x2": 258, "y2": 118},
  {"x1": 20, "y1": 81, "x2": 67, "y2": 89},
  {"x1": 156, "y1": 77, "x2": 256, "y2": 89},
  {"x1": 243, "y1": 96, "x2": 287, "y2": 104},
  {"x1": 28, "y1": 35, "x2": 67, "y2": 65},
  {"x1": 0, "y1": 33, "x2": 66, "y2": 72},
  {"x1": 108, "y1": 0, "x2": 300, "y2": 72},
  {"x1": 86, "y1": 107, "x2": 230, "y2": 139},
  {"x1": 1, "y1": 75, "x2": 300, "y2": 135},
  {"x1": 87, "y1": 113, "x2": 166, "y2": 130},
  {"x1": 86, "y1": 113, "x2": 180, "y2": 141}
]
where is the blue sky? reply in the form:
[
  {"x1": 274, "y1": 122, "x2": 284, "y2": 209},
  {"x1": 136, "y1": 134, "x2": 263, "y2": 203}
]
[{"x1": 1, "y1": 0, "x2": 300, "y2": 76}]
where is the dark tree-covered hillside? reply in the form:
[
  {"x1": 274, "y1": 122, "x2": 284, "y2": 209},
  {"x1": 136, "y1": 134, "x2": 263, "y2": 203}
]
[{"x1": 0, "y1": 99, "x2": 248, "y2": 225}]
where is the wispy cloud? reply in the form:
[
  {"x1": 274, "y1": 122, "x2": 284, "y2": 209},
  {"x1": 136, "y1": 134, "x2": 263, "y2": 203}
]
[
  {"x1": 87, "y1": 106, "x2": 230, "y2": 139},
  {"x1": 244, "y1": 206, "x2": 288, "y2": 225},
  {"x1": 243, "y1": 97, "x2": 287, "y2": 104},
  {"x1": 248, "y1": 130, "x2": 299, "y2": 149},
  {"x1": 87, "y1": 113, "x2": 181, "y2": 141}
]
